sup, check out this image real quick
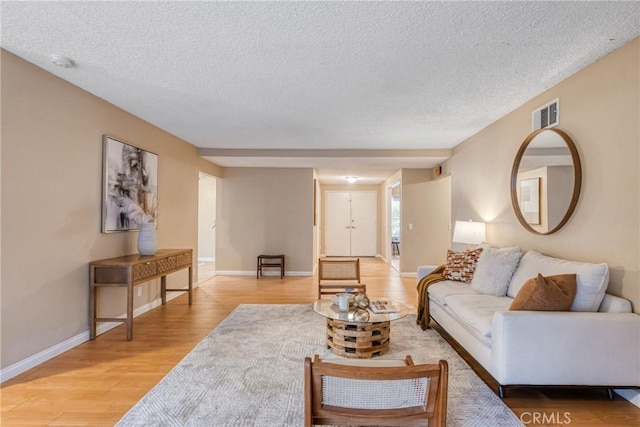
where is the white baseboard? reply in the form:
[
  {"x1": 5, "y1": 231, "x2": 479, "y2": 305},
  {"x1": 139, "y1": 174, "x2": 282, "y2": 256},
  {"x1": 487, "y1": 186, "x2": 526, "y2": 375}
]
[
  {"x1": 0, "y1": 290, "x2": 184, "y2": 383},
  {"x1": 215, "y1": 270, "x2": 258, "y2": 276},
  {"x1": 198, "y1": 257, "x2": 215, "y2": 262},
  {"x1": 615, "y1": 388, "x2": 640, "y2": 408},
  {"x1": 215, "y1": 270, "x2": 312, "y2": 277},
  {"x1": 0, "y1": 330, "x2": 91, "y2": 383},
  {"x1": 284, "y1": 271, "x2": 313, "y2": 276}
]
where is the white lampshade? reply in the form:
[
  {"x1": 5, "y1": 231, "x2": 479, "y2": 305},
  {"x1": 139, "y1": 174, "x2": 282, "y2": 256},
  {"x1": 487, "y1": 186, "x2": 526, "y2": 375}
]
[{"x1": 452, "y1": 220, "x2": 486, "y2": 245}]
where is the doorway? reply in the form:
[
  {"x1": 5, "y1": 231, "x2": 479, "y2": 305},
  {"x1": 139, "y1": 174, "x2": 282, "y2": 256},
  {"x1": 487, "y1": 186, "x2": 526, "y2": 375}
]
[
  {"x1": 325, "y1": 191, "x2": 377, "y2": 256},
  {"x1": 198, "y1": 172, "x2": 217, "y2": 283},
  {"x1": 389, "y1": 182, "x2": 401, "y2": 273}
]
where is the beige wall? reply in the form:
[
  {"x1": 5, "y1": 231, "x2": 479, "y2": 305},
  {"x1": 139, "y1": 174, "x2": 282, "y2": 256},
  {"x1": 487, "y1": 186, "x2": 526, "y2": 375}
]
[
  {"x1": 215, "y1": 167, "x2": 314, "y2": 274},
  {"x1": 319, "y1": 184, "x2": 382, "y2": 256},
  {"x1": 400, "y1": 170, "x2": 451, "y2": 274},
  {"x1": 447, "y1": 38, "x2": 640, "y2": 311},
  {"x1": 1, "y1": 50, "x2": 222, "y2": 368}
]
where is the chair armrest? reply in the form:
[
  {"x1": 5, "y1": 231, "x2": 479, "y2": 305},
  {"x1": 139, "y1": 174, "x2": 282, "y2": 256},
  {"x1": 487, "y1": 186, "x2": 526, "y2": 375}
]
[
  {"x1": 491, "y1": 311, "x2": 640, "y2": 386},
  {"x1": 417, "y1": 265, "x2": 439, "y2": 282}
]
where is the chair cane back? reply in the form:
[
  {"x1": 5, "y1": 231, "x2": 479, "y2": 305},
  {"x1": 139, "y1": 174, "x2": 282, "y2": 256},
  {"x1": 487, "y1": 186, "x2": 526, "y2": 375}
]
[
  {"x1": 317, "y1": 258, "x2": 365, "y2": 299},
  {"x1": 304, "y1": 355, "x2": 448, "y2": 427}
]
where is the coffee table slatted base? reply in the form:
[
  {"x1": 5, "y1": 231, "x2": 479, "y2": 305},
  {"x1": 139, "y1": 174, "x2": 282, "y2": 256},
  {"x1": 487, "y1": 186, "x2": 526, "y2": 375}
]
[{"x1": 325, "y1": 318, "x2": 390, "y2": 358}]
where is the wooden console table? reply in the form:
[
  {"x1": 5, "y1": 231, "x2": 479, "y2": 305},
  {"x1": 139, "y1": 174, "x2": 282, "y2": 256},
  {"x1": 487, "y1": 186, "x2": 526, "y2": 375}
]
[{"x1": 89, "y1": 249, "x2": 193, "y2": 340}]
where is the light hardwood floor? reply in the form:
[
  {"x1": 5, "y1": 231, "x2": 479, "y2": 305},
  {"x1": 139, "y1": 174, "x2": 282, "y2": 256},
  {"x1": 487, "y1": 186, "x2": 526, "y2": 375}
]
[{"x1": 2, "y1": 258, "x2": 639, "y2": 426}]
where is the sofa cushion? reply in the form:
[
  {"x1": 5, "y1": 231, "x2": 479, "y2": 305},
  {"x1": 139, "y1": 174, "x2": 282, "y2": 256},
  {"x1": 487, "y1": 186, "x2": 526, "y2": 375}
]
[
  {"x1": 510, "y1": 273, "x2": 577, "y2": 311},
  {"x1": 427, "y1": 280, "x2": 477, "y2": 306},
  {"x1": 444, "y1": 294, "x2": 512, "y2": 338},
  {"x1": 442, "y1": 248, "x2": 483, "y2": 283},
  {"x1": 507, "y1": 250, "x2": 609, "y2": 312},
  {"x1": 598, "y1": 294, "x2": 632, "y2": 313},
  {"x1": 470, "y1": 246, "x2": 522, "y2": 296}
]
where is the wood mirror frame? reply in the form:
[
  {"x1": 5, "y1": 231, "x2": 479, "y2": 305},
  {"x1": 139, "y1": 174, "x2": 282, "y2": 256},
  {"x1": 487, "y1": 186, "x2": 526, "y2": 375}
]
[{"x1": 510, "y1": 128, "x2": 582, "y2": 235}]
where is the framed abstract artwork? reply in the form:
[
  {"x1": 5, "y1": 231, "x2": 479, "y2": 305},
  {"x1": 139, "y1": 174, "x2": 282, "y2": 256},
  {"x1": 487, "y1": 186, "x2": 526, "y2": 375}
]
[{"x1": 102, "y1": 135, "x2": 158, "y2": 232}]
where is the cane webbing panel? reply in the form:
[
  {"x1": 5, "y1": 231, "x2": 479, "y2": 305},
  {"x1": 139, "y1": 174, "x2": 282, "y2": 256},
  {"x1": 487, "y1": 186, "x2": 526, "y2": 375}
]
[
  {"x1": 175, "y1": 251, "x2": 192, "y2": 267},
  {"x1": 157, "y1": 256, "x2": 176, "y2": 274},
  {"x1": 321, "y1": 376, "x2": 429, "y2": 409},
  {"x1": 133, "y1": 262, "x2": 157, "y2": 282},
  {"x1": 320, "y1": 264, "x2": 357, "y2": 280},
  {"x1": 319, "y1": 259, "x2": 360, "y2": 282}
]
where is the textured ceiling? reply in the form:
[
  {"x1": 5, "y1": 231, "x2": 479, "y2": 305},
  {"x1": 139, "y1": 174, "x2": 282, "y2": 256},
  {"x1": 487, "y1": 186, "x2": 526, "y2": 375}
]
[{"x1": 1, "y1": 1, "x2": 638, "y2": 183}]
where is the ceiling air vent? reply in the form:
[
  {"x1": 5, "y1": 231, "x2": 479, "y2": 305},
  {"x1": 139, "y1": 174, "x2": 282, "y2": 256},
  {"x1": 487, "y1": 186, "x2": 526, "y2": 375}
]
[{"x1": 532, "y1": 98, "x2": 559, "y2": 131}]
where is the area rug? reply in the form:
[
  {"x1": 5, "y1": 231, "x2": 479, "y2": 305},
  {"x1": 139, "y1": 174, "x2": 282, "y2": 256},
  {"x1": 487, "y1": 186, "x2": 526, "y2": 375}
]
[{"x1": 117, "y1": 304, "x2": 521, "y2": 426}]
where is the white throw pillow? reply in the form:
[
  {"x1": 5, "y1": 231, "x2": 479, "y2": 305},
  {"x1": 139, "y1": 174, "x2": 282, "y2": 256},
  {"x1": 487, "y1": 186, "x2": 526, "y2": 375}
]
[
  {"x1": 470, "y1": 246, "x2": 523, "y2": 296},
  {"x1": 507, "y1": 250, "x2": 609, "y2": 312}
]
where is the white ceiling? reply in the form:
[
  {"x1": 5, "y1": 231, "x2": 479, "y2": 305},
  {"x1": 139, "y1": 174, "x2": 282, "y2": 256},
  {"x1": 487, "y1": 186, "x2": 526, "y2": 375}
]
[{"x1": 2, "y1": 1, "x2": 638, "y2": 183}]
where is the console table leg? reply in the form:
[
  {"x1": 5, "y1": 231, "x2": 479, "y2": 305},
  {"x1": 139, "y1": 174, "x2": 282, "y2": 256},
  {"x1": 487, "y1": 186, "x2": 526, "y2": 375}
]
[
  {"x1": 188, "y1": 266, "x2": 193, "y2": 305},
  {"x1": 126, "y1": 283, "x2": 133, "y2": 341},
  {"x1": 89, "y1": 267, "x2": 96, "y2": 340},
  {"x1": 161, "y1": 275, "x2": 167, "y2": 305}
]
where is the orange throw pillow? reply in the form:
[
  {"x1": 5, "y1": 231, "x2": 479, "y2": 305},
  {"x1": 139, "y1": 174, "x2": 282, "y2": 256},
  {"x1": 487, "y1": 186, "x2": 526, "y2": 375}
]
[{"x1": 509, "y1": 273, "x2": 577, "y2": 311}]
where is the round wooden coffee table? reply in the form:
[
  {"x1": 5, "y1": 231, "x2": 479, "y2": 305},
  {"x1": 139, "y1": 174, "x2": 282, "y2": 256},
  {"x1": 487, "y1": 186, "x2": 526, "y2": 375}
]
[{"x1": 312, "y1": 299, "x2": 411, "y2": 358}]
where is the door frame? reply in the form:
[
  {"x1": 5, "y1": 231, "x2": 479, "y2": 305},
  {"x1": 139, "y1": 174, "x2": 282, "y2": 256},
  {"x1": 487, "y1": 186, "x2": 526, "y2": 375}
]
[{"x1": 387, "y1": 181, "x2": 401, "y2": 271}]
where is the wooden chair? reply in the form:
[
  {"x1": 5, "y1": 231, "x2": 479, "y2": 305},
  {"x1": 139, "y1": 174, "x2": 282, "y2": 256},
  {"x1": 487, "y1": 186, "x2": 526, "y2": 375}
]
[
  {"x1": 304, "y1": 355, "x2": 448, "y2": 427},
  {"x1": 317, "y1": 258, "x2": 365, "y2": 299}
]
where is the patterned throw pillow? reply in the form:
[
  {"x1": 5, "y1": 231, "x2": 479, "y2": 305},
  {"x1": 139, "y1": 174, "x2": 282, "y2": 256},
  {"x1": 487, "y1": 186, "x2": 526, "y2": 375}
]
[{"x1": 442, "y1": 248, "x2": 483, "y2": 283}]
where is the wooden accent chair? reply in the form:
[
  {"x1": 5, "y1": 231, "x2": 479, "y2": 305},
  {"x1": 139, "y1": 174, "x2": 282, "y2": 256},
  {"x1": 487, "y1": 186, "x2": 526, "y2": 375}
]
[
  {"x1": 304, "y1": 355, "x2": 448, "y2": 427},
  {"x1": 317, "y1": 258, "x2": 366, "y2": 299}
]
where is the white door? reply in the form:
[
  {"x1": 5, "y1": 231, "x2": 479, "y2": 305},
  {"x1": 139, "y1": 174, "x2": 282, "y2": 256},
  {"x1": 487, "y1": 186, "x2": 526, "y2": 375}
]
[
  {"x1": 325, "y1": 192, "x2": 351, "y2": 256},
  {"x1": 350, "y1": 191, "x2": 377, "y2": 256},
  {"x1": 325, "y1": 191, "x2": 376, "y2": 256},
  {"x1": 197, "y1": 172, "x2": 217, "y2": 282}
]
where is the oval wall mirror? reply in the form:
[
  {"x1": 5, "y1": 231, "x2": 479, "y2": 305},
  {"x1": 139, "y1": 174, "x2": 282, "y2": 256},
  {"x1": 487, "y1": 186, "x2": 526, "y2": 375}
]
[{"x1": 510, "y1": 128, "x2": 582, "y2": 235}]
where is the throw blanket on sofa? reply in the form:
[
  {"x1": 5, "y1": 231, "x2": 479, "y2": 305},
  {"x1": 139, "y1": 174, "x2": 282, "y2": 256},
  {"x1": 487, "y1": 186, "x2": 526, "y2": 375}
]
[{"x1": 416, "y1": 264, "x2": 446, "y2": 330}]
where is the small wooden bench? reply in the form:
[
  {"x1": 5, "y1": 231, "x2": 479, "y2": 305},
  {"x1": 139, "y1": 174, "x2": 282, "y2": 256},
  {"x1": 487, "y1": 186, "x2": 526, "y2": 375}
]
[{"x1": 257, "y1": 254, "x2": 285, "y2": 279}]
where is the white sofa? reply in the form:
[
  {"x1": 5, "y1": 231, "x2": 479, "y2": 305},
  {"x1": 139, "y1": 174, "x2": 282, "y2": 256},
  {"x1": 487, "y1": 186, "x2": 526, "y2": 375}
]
[{"x1": 418, "y1": 250, "x2": 640, "y2": 397}]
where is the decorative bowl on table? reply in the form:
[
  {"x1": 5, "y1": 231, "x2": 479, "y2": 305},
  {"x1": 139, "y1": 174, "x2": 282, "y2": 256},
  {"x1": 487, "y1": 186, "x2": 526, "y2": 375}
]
[{"x1": 353, "y1": 292, "x2": 370, "y2": 309}]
